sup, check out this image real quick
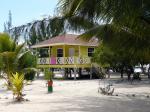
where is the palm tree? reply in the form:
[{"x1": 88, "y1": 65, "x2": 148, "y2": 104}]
[
  {"x1": 0, "y1": 33, "x2": 36, "y2": 85},
  {"x1": 10, "y1": 17, "x2": 66, "y2": 46},
  {"x1": 57, "y1": 0, "x2": 150, "y2": 67},
  {"x1": 57, "y1": 0, "x2": 150, "y2": 38},
  {"x1": 56, "y1": 0, "x2": 150, "y2": 58},
  {"x1": 9, "y1": 14, "x2": 96, "y2": 47}
]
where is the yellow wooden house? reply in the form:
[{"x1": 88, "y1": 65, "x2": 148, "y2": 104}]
[{"x1": 31, "y1": 34, "x2": 99, "y2": 79}]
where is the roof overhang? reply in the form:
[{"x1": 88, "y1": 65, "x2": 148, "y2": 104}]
[{"x1": 31, "y1": 43, "x2": 98, "y2": 48}]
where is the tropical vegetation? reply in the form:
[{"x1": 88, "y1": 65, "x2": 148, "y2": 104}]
[
  {"x1": 56, "y1": 0, "x2": 150, "y2": 75},
  {"x1": 7, "y1": 72, "x2": 25, "y2": 101},
  {"x1": 8, "y1": 0, "x2": 150, "y2": 78},
  {"x1": 0, "y1": 33, "x2": 36, "y2": 101}
]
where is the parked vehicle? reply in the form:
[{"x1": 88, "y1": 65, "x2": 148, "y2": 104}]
[
  {"x1": 53, "y1": 69, "x2": 65, "y2": 78},
  {"x1": 134, "y1": 67, "x2": 143, "y2": 73}
]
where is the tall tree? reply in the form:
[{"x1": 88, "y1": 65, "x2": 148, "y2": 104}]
[
  {"x1": 10, "y1": 14, "x2": 96, "y2": 47},
  {"x1": 57, "y1": 0, "x2": 150, "y2": 67},
  {"x1": 10, "y1": 17, "x2": 66, "y2": 46},
  {"x1": 4, "y1": 10, "x2": 12, "y2": 33},
  {"x1": 57, "y1": 0, "x2": 150, "y2": 38}
]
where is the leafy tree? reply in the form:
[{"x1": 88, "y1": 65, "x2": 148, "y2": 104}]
[
  {"x1": 93, "y1": 27, "x2": 150, "y2": 78},
  {"x1": 18, "y1": 51, "x2": 37, "y2": 81},
  {"x1": 4, "y1": 10, "x2": 12, "y2": 33},
  {"x1": 93, "y1": 44, "x2": 115, "y2": 67}
]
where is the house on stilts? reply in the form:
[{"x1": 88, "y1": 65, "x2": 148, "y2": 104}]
[{"x1": 31, "y1": 34, "x2": 99, "y2": 79}]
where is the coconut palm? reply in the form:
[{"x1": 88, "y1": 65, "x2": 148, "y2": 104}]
[
  {"x1": 57, "y1": 0, "x2": 150, "y2": 68},
  {"x1": 57, "y1": 0, "x2": 150, "y2": 38},
  {"x1": 10, "y1": 17, "x2": 66, "y2": 46},
  {"x1": 8, "y1": 72, "x2": 25, "y2": 101},
  {"x1": 0, "y1": 33, "x2": 36, "y2": 85}
]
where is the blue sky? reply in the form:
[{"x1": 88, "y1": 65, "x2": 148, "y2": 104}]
[{"x1": 0, "y1": 0, "x2": 58, "y2": 32}]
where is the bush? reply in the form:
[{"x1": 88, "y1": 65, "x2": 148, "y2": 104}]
[
  {"x1": 44, "y1": 69, "x2": 53, "y2": 81},
  {"x1": 24, "y1": 70, "x2": 36, "y2": 81},
  {"x1": 8, "y1": 72, "x2": 25, "y2": 101},
  {"x1": 133, "y1": 73, "x2": 141, "y2": 80},
  {"x1": 97, "y1": 72, "x2": 106, "y2": 79}
]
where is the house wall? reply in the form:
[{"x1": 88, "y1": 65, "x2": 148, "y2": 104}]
[
  {"x1": 80, "y1": 46, "x2": 88, "y2": 57},
  {"x1": 50, "y1": 45, "x2": 95, "y2": 57},
  {"x1": 50, "y1": 45, "x2": 63, "y2": 57},
  {"x1": 65, "y1": 45, "x2": 79, "y2": 57}
]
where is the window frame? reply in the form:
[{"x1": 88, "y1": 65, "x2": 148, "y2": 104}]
[
  {"x1": 88, "y1": 48, "x2": 94, "y2": 57},
  {"x1": 57, "y1": 48, "x2": 63, "y2": 57}
]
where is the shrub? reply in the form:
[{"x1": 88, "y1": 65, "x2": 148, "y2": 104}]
[
  {"x1": 8, "y1": 72, "x2": 25, "y2": 101},
  {"x1": 44, "y1": 69, "x2": 53, "y2": 81},
  {"x1": 24, "y1": 70, "x2": 36, "y2": 81}
]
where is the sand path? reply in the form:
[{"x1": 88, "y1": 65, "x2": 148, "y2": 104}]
[{"x1": 0, "y1": 79, "x2": 150, "y2": 112}]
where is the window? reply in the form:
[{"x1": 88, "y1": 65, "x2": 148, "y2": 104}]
[
  {"x1": 39, "y1": 48, "x2": 49, "y2": 58},
  {"x1": 57, "y1": 48, "x2": 63, "y2": 57},
  {"x1": 88, "y1": 48, "x2": 94, "y2": 57}
]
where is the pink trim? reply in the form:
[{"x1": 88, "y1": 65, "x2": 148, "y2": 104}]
[{"x1": 50, "y1": 57, "x2": 56, "y2": 64}]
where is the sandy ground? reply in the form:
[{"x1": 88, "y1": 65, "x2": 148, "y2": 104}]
[{"x1": 0, "y1": 75, "x2": 150, "y2": 112}]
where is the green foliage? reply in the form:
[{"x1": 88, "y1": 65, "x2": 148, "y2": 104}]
[
  {"x1": 8, "y1": 72, "x2": 24, "y2": 101},
  {"x1": 93, "y1": 31, "x2": 150, "y2": 69},
  {"x1": 93, "y1": 44, "x2": 114, "y2": 67},
  {"x1": 10, "y1": 17, "x2": 66, "y2": 46},
  {"x1": 97, "y1": 69, "x2": 106, "y2": 79},
  {"x1": 4, "y1": 10, "x2": 12, "y2": 33},
  {"x1": 18, "y1": 51, "x2": 37, "y2": 81},
  {"x1": 0, "y1": 33, "x2": 21, "y2": 77},
  {"x1": 0, "y1": 56, "x2": 3, "y2": 70},
  {"x1": 133, "y1": 73, "x2": 141, "y2": 80},
  {"x1": 0, "y1": 33, "x2": 37, "y2": 86},
  {"x1": 18, "y1": 51, "x2": 37, "y2": 70},
  {"x1": 44, "y1": 69, "x2": 53, "y2": 81},
  {"x1": 56, "y1": 0, "x2": 150, "y2": 68},
  {"x1": 0, "y1": 33, "x2": 15, "y2": 52},
  {"x1": 24, "y1": 70, "x2": 36, "y2": 81},
  {"x1": 58, "y1": 0, "x2": 150, "y2": 38}
]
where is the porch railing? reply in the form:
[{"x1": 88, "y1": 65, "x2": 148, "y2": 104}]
[{"x1": 37, "y1": 57, "x2": 91, "y2": 65}]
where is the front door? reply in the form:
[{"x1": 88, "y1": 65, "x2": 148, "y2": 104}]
[{"x1": 69, "y1": 48, "x2": 75, "y2": 57}]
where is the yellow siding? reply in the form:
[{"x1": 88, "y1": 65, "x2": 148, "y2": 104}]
[
  {"x1": 38, "y1": 45, "x2": 96, "y2": 68},
  {"x1": 65, "y1": 45, "x2": 79, "y2": 57},
  {"x1": 51, "y1": 45, "x2": 79, "y2": 57},
  {"x1": 80, "y1": 46, "x2": 88, "y2": 56},
  {"x1": 51, "y1": 45, "x2": 63, "y2": 57},
  {"x1": 50, "y1": 45, "x2": 95, "y2": 57}
]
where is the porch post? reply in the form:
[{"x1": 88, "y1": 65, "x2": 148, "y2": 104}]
[
  {"x1": 63, "y1": 45, "x2": 65, "y2": 64},
  {"x1": 49, "y1": 46, "x2": 51, "y2": 64},
  {"x1": 78, "y1": 46, "x2": 81, "y2": 78},
  {"x1": 61, "y1": 67, "x2": 65, "y2": 78},
  {"x1": 63, "y1": 45, "x2": 67, "y2": 78},
  {"x1": 74, "y1": 67, "x2": 77, "y2": 80},
  {"x1": 36, "y1": 48, "x2": 39, "y2": 79},
  {"x1": 90, "y1": 64, "x2": 92, "y2": 79},
  {"x1": 78, "y1": 46, "x2": 81, "y2": 57}
]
